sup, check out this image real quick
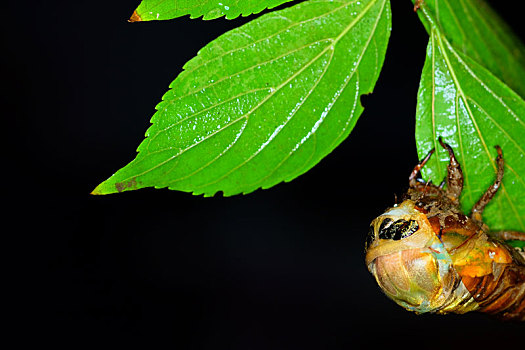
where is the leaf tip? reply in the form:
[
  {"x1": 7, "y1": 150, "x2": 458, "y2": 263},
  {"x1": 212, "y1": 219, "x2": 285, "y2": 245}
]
[
  {"x1": 91, "y1": 182, "x2": 110, "y2": 195},
  {"x1": 128, "y1": 10, "x2": 142, "y2": 23},
  {"x1": 91, "y1": 177, "x2": 140, "y2": 195}
]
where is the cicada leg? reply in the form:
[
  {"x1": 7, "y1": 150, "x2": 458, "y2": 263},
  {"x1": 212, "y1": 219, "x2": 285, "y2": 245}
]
[
  {"x1": 414, "y1": 0, "x2": 424, "y2": 12},
  {"x1": 470, "y1": 146, "x2": 504, "y2": 225},
  {"x1": 491, "y1": 230, "x2": 525, "y2": 242},
  {"x1": 409, "y1": 148, "x2": 435, "y2": 187},
  {"x1": 439, "y1": 138, "x2": 464, "y2": 204}
]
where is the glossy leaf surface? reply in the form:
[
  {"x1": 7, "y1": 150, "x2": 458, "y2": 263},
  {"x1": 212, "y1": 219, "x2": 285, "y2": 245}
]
[
  {"x1": 94, "y1": 0, "x2": 392, "y2": 196},
  {"x1": 507, "y1": 240, "x2": 525, "y2": 250},
  {"x1": 415, "y1": 29, "x2": 525, "y2": 231},
  {"x1": 131, "y1": 0, "x2": 296, "y2": 21},
  {"x1": 412, "y1": 0, "x2": 525, "y2": 99}
]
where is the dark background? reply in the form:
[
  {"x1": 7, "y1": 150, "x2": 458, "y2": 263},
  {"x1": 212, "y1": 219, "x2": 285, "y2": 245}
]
[{"x1": 4, "y1": 0, "x2": 524, "y2": 348}]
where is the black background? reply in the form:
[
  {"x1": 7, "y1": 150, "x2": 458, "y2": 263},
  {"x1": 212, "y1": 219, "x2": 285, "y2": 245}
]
[{"x1": 5, "y1": 0, "x2": 524, "y2": 348}]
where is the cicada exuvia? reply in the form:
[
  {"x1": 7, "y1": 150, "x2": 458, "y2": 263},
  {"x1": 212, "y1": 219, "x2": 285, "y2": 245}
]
[{"x1": 365, "y1": 138, "x2": 525, "y2": 321}]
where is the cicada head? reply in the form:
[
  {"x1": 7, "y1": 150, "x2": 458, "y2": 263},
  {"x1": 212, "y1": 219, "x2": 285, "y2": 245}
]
[{"x1": 365, "y1": 200, "x2": 471, "y2": 314}]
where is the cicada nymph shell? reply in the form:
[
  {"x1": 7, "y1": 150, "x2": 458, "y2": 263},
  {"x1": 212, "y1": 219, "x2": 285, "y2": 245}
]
[{"x1": 365, "y1": 139, "x2": 525, "y2": 321}]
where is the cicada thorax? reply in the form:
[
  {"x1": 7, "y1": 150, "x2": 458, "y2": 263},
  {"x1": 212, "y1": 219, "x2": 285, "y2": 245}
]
[
  {"x1": 411, "y1": 190, "x2": 525, "y2": 320},
  {"x1": 447, "y1": 227, "x2": 525, "y2": 320},
  {"x1": 365, "y1": 140, "x2": 525, "y2": 321},
  {"x1": 459, "y1": 256, "x2": 525, "y2": 320}
]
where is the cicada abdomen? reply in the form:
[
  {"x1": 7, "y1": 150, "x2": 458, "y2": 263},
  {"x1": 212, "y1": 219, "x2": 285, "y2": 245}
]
[{"x1": 365, "y1": 138, "x2": 525, "y2": 321}]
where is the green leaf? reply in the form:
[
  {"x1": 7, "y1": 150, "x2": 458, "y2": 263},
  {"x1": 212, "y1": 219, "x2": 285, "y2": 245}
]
[
  {"x1": 130, "y1": 0, "x2": 296, "y2": 21},
  {"x1": 415, "y1": 29, "x2": 525, "y2": 231},
  {"x1": 411, "y1": 0, "x2": 525, "y2": 99},
  {"x1": 94, "y1": 0, "x2": 392, "y2": 196},
  {"x1": 506, "y1": 240, "x2": 525, "y2": 250}
]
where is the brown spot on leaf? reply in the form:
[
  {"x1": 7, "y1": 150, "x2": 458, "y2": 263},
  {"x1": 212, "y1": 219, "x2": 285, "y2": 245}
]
[
  {"x1": 115, "y1": 178, "x2": 137, "y2": 192},
  {"x1": 129, "y1": 10, "x2": 141, "y2": 23}
]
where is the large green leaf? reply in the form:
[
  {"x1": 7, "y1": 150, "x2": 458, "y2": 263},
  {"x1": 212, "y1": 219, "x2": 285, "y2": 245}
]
[
  {"x1": 411, "y1": 0, "x2": 525, "y2": 99},
  {"x1": 94, "y1": 0, "x2": 392, "y2": 196},
  {"x1": 415, "y1": 29, "x2": 525, "y2": 231},
  {"x1": 130, "y1": 0, "x2": 296, "y2": 21}
]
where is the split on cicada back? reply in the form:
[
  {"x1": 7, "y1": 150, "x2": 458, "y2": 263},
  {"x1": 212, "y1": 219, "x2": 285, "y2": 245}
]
[
  {"x1": 364, "y1": 138, "x2": 525, "y2": 321},
  {"x1": 365, "y1": 201, "x2": 423, "y2": 251},
  {"x1": 377, "y1": 218, "x2": 419, "y2": 240}
]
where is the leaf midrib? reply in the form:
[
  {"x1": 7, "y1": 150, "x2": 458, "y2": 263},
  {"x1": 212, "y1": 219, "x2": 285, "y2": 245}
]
[
  {"x1": 191, "y1": 0, "x2": 387, "y2": 191},
  {"x1": 147, "y1": 38, "x2": 334, "y2": 150},
  {"x1": 443, "y1": 42, "x2": 524, "y2": 229},
  {"x1": 422, "y1": 4, "x2": 525, "y2": 230},
  {"x1": 119, "y1": 0, "x2": 383, "y2": 185},
  {"x1": 434, "y1": 31, "x2": 508, "y2": 226}
]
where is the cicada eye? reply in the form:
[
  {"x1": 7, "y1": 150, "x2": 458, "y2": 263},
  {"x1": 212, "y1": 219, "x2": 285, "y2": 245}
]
[
  {"x1": 396, "y1": 219, "x2": 419, "y2": 240},
  {"x1": 378, "y1": 218, "x2": 393, "y2": 239},
  {"x1": 365, "y1": 225, "x2": 375, "y2": 250},
  {"x1": 378, "y1": 219, "x2": 419, "y2": 241}
]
